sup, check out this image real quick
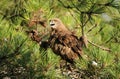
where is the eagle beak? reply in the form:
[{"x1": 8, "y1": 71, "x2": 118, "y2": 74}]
[
  {"x1": 50, "y1": 23, "x2": 55, "y2": 26},
  {"x1": 49, "y1": 20, "x2": 55, "y2": 27}
]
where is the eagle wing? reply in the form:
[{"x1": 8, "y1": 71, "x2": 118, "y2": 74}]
[
  {"x1": 49, "y1": 30, "x2": 83, "y2": 63},
  {"x1": 58, "y1": 33, "x2": 83, "y2": 56}
]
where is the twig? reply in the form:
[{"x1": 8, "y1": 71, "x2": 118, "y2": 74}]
[
  {"x1": 88, "y1": 40, "x2": 111, "y2": 52},
  {"x1": 105, "y1": 31, "x2": 118, "y2": 44},
  {"x1": 105, "y1": 36, "x2": 114, "y2": 44},
  {"x1": 94, "y1": 27, "x2": 104, "y2": 35},
  {"x1": 87, "y1": 24, "x2": 97, "y2": 33}
]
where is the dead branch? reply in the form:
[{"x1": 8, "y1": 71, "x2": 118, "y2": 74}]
[{"x1": 88, "y1": 40, "x2": 111, "y2": 52}]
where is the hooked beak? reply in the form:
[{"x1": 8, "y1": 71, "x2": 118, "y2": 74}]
[{"x1": 49, "y1": 20, "x2": 55, "y2": 26}]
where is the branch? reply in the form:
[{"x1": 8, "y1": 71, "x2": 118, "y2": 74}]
[
  {"x1": 105, "y1": 30, "x2": 119, "y2": 43},
  {"x1": 88, "y1": 40, "x2": 111, "y2": 52},
  {"x1": 105, "y1": 36, "x2": 114, "y2": 44},
  {"x1": 94, "y1": 27, "x2": 104, "y2": 35},
  {"x1": 87, "y1": 24, "x2": 97, "y2": 33}
]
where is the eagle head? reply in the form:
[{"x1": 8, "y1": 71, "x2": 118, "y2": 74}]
[
  {"x1": 49, "y1": 18, "x2": 71, "y2": 34},
  {"x1": 49, "y1": 18, "x2": 63, "y2": 29}
]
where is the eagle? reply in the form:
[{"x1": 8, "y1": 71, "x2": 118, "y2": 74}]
[{"x1": 49, "y1": 18, "x2": 83, "y2": 64}]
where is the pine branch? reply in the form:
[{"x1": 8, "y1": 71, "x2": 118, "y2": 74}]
[
  {"x1": 0, "y1": 38, "x2": 27, "y2": 64},
  {"x1": 94, "y1": 27, "x2": 104, "y2": 35},
  {"x1": 88, "y1": 40, "x2": 111, "y2": 52},
  {"x1": 87, "y1": 24, "x2": 97, "y2": 33}
]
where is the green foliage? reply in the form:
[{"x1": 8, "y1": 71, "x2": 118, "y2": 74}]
[{"x1": 0, "y1": 0, "x2": 120, "y2": 79}]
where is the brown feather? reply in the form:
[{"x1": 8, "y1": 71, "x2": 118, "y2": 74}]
[{"x1": 26, "y1": 30, "x2": 41, "y2": 43}]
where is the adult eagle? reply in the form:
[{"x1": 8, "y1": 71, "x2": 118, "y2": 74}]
[{"x1": 49, "y1": 18, "x2": 83, "y2": 64}]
